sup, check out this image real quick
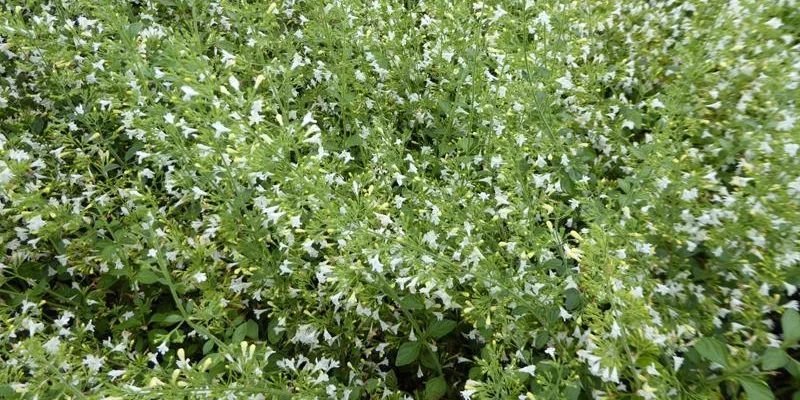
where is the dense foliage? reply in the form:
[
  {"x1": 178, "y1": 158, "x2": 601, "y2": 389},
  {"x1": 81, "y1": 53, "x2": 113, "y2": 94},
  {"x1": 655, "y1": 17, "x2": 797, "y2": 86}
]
[{"x1": 1, "y1": 0, "x2": 799, "y2": 398}]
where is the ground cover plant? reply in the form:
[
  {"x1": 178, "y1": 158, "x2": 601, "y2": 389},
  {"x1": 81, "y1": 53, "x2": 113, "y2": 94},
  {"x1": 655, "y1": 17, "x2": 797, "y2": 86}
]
[{"x1": 1, "y1": 0, "x2": 799, "y2": 398}]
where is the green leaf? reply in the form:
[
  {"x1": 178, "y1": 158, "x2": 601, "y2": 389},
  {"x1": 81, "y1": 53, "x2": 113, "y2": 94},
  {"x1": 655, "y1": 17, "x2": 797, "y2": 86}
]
[
  {"x1": 424, "y1": 376, "x2": 447, "y2": 400},
  {"x1": 150, "y1": 313, "x2": 182, "y2": 326},
  {"x1": 162, "y1": 314, "x2": 183, "y2": 325},
  {"x1": 420, "y1": 348, "x2": 439, "y2": 370},
  {"x1": 534, "y1": 331, "x2": 550, "y2": 348},
  {"x1": 245, "y1": 320, "x2": 259, "y2": 339},
  {"x1": 31, "y1": 116, "x2": 45, "y2": 135},
  {"x1": 762, "y1": 347, "x2": 789, "y2": 370},
  {"x1": 565, "y1": 384, "x2": 581, "y2": 400},
  {"x1": 694, "y1": 337, "x2": 729, "y2": 367},
  {"x1": 386, "y1": 370, "x2": 398, "y2": 389},
  {"x1": 400, "y1": 295, "x2": 424, "y2": 311},
  {"x1": 396, "y1": 341, "x2": 422, "y2": 367},
  {"x1": 565, "y1": 288, "x2": 582, "y2": 311},
  {"x1": 782, "y1": 309, "x2": 800, "y2": 344},
  {"x1": 232, "y1": 323, "x2": 247, "y2": 344},
  {"x1": 737, "y1": 376, "x2": 775, "y2": 400},
  {"x1": 0, "y1": 384, "x2": 14, "y2": 397},
  {"x1": 428, "y1": 319, "x2": 457, "y2": 339},
  {"x1": 202, "y1": 339, "x2": 215, "y2": 355},
  {"x1": 136, "y1": 269, "x2": 161, "y2": 285},
  {"x1": 786, "y1": 359, "x2": 800, "y2": 377}
]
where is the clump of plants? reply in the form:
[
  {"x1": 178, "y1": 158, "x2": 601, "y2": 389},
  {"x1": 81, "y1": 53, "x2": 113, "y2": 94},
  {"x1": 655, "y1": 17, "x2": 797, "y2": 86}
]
[{"x1": 1, "y1": 0, "x2": 798, "y2": 399}]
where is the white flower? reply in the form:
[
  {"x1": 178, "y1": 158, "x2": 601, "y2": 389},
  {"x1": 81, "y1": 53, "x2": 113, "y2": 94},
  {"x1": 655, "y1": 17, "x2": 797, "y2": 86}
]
[
  {"x1": 228, "y1": 75, "x2": 240, "y2": 91},
  {"x1": 519, "y1": 365, "x2": 536, "y2": 377},
  {"x1": 610, "y1": 321, "x2": 622, "y2": 338},
  {"x1": 650, "y1": 98, "x2": 665, "y2": 109},
  {"x1": 211, "y1": 121, "x2": 231, "y2": 137},
  {"x1": 681, "y1": 188, "x2": 698, "y2": 201},
  {"x1": 291, "y1": 324, "x2": 320, "y2": 346},
  {"x1": 301, "y1": 112, "x2": 317, "y2": 127},
  {"x1": 157, "y1": 341, "x2": 169, "y2": 354},
  {"x1": 8, "y1": 149, "x2": 31, "y2": 162},
  {"x1": 181, "y1": 85, "x2": 200, "y2": 101},
  {"x1": 368, "y1": 254, "x2": 383, "y2": 273},
  {"x1": 193, "y1": 272, "x2": 207, "y2": 283},
  {"x1": 422, "y1": 230, "x2": 439, "y2": 249},
  {"x1": 777, "y1": 111, "x2": 796, "y2": 131},
  {"x1": 673, "y1": 356, "x2": 684, "y2": 371},
  {"x1": 26, "y1": 215, "x2": 46, "y2": 232},
  {"x1": 373, "y1": 212, "x2": 393, "y2": 227},
  {"x1": 108, "y1": 370, "x2": 126, "y2": 381},
  {"x1": 191, "y1": 186, "x2": 209, "y2": 199},
  {"x1": 556, "y1": 74, "x2": 574, "y2": 90},
  {"x1": 765, "y1": 17, "x2": 783, "y2": 29},
  {"x1": 43, "y1": 336, "x2": 61, "y2": 355},
  {"x1": 784, "y1": 143, "x2": 799, "y2": 157},
  {"x1": 82, "y1": 354, "x2": 105, "y2": 373}
]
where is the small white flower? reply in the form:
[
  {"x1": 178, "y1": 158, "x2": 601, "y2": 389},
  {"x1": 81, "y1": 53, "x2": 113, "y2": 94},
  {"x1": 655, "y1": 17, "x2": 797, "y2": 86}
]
[
  {"x1": 8, "y1": 149, "x2": 31, "y2": 162},
  {"x1": 556, "y1": 74, "x2": 574, "y2": 90},
  {"x1": 211, "y1": 121, "x2": 231, "y2": 137},
  {"x1": 82, "y1": 354, "x2": 105, "y2": 373},
  {"x1": 191, "y1": 186, "x2": 209, "y2": 199},
  {"x1": 26, "y1": 215, "x2": 46, "y2": 232},
  {"x1": 108, "y1": 370, "x2": 126, "y2": 381},
  {"x1": 765, "y1": 17, "x2": 783, "y2": 29},
  {"x1": 650, "y1": 98, "x2": 665, "y2": 109},
  {"x1": 193, "y1": 272, "x2": 207, "y2": 283},
  {"x1": 301, "y1": 112, "x2": 317, "y2": 128},
  {"x1": 422, "y1": 230, "x2": 439, "y2": 249},
  {"x1": 181, "y1": 85, "x2": 200, "y2": 101},
  {"x1": 681, "y1": 188, "x2": 698, "y2": 201},
  {"x1": 673, "y1": 356, "x2": 684, "y2": 371},
  {"x1": 784, "y1": 143, "x2": 799, "y2": 157},
  {"x1": 43, "y1": 336, "x2": 61, "y2": 355},
  {"x1": 157, "y1": 341, "x2": 169, "y2": 354},
  {"x1": 368, "y1": 254, "x2": 383, "y2": 273},
  {"x1": 228, "y1": 75, "x2": 240, "y2": 91},
  {"x1": 519, "y1": 365, "x2": 536, "y2": 377}
]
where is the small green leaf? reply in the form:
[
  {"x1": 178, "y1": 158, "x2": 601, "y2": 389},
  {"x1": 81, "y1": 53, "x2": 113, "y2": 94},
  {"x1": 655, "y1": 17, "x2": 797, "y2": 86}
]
[
  {"x1": 694, "y1": 337, "x2": 729, "y2": 367},
  {"x1": 31, "y1": 116, "x2": 45, "y2": 135},
  {"x1": 396, "y1": 341, "x2": 422, "y2": 366},
  {"x1": 786, "y1": 359, "x2": 800, "y2": 377},
  {"x1": 136, "y1": 269, "x2": 161, "y2": 285},
  {"x1": 762, "y1": 347, "x2": 789, "y2": 370},
  {"x1": 565, "y1": 384, "x2": 581, "y2": 400},
  {"x1": 420, "y1": 348, "x2": 439, "y2": 370},
  {"x1": 424, "y1": 376, "x2": 447, "y2": 400},
  {"x1": 0, "y1": 384, "x2": 14, "y2": 397},
  {"x1": 400, "y1": 295, "x2": 424, "y2": 311},
  {"x1": 202, "y1": 339, "x2": 215, "y2": 355},
  {"x1": 386, "y1": 370, "x2": 398, "y2": 389},
  {"x1": 532, "y1": 332, "x2": 549, "y2": 349},
  {"x1": 150, "y1": 313, "x2": 182, "y2": 326},
  {"x1": 737, "y1": 376, "x2": 775, "y2": 400},
  {"x1": 162, "y1": 314, "x2": 183, "y2": 325},
  {"x1": 782, "y1": 309, "x2": 800, "y2": 344},
  {"x1": 428, "y1": 319, "x2": 457, "y2": 339},
  {"x1": 565, "y1": 288, "x2": 582, "y2": 311},
  {"x1": 246, "y1": 320, "x2": 259, "y2": 339},
  {"x1": 232, "y1": 323, "x2": 247, "y2": 344}
]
